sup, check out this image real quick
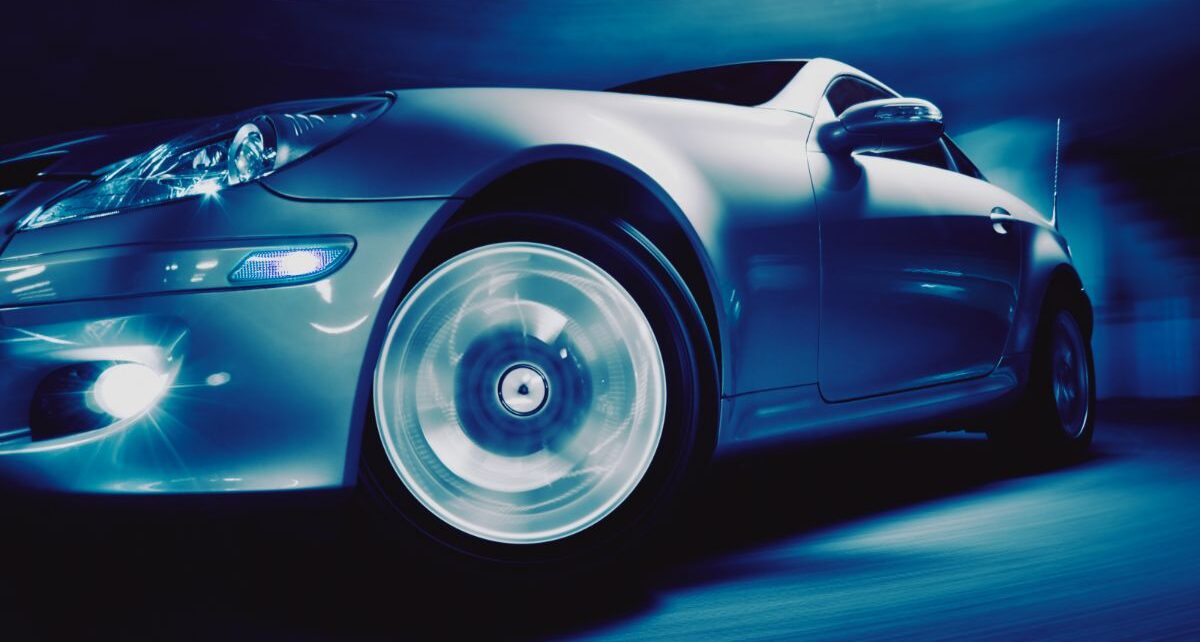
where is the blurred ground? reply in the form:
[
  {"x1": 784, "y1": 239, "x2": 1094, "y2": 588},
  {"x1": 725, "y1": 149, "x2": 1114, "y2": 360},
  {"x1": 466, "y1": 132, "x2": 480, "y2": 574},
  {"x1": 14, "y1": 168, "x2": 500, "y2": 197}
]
[
  {"x1": 2, "y1": 399, "x2": 1197, "y2": 640},
  {"x1": 2, "y1": 4, "x2": 1196, "y2": 639}
]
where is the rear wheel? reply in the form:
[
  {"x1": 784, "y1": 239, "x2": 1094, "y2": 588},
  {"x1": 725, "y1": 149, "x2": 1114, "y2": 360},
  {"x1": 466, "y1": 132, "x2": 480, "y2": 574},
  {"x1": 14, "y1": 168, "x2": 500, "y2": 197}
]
[
  {"x1": 989, "y1": 299, "x2": 1096, "y2": 463},
  {"x1": 359, "y1": 214, "x2": 713, "y2": 568}
]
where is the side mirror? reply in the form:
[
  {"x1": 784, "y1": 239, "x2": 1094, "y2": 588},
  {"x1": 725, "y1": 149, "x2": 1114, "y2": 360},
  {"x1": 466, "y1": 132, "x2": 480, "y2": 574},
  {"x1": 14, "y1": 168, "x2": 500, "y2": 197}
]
[{"x1": 818, "y1": 97, "x2": 944, "y2": 155}]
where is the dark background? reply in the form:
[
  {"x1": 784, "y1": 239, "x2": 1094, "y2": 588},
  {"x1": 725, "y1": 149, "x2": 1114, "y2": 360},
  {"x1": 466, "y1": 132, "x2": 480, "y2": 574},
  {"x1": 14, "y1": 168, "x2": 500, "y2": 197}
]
[
  {"x1": 3, "y1": 2, "x2": 1199, "y2": 640},
  {"x1": 5, "y1": 1, "x2": 1199, "y2": 228},
  {"x1": 5, "y1": 0, "x2": 1200, "y2": 397}
]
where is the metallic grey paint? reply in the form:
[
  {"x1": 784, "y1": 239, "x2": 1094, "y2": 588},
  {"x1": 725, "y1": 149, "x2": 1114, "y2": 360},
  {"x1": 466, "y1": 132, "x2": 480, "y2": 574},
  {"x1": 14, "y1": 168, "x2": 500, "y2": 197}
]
[{"x1": 0, "y1": 58, "x2": 1088, "y2": 494}]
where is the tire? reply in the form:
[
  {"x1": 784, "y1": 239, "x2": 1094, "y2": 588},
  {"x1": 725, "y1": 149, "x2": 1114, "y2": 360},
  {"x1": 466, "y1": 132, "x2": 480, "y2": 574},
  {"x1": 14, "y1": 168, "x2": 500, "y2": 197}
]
[
  {"x1": 358, "y1": 213, "x2": 714, "y2": 571},
  {"x1": 988, "y1": 296, "x2": 1096, "y2": 464}
]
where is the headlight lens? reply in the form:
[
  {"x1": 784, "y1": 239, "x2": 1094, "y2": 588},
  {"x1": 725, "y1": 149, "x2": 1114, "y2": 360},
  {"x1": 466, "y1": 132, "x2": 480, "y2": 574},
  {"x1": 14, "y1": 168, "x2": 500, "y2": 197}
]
[
  {"x1": 18, "y1": 95, "x2": 391, "y2": 230},
  {"x1": 228, "y1": 119, "x2": 277, "y2": 186}
]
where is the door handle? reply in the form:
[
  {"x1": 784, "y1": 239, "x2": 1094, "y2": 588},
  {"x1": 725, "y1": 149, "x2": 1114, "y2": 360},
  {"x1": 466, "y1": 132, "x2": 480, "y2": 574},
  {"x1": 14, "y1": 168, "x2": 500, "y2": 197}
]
[{"x1": 989, "y1": 206, "x2": 1012, "y2": 235}]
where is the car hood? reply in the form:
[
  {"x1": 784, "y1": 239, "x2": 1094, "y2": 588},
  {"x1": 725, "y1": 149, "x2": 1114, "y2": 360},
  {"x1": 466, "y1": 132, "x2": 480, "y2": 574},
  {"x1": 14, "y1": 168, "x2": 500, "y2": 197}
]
[
  {"x1": 0, "y1": 86, "x2": 761, "y2": 240},
  {"x1": 259, "y1": 85, "x2": 775, "y2": 201}
]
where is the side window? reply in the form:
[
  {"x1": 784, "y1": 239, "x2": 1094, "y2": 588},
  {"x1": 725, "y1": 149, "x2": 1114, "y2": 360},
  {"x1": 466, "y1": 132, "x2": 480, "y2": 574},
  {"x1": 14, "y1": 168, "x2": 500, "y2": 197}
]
[
  {"x1": 823, "y1": 76, "x2": 953, "y2": 172},
  {"x1": 945, "y1": 136, "x2": 986, "y2": 180},
  {"x1": 825, "y1": 77, "x2": 891, "y2": 116},
  {"x1": 877, "y1": 140, "x2": 953, "y2": 172}
]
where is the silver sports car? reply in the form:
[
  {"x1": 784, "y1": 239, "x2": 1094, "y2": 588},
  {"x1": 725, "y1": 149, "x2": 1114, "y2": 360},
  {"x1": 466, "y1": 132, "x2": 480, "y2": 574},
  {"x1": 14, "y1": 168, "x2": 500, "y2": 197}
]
[{"x1": 0, "y1": 58, "x2": 1094, "y2": 565}]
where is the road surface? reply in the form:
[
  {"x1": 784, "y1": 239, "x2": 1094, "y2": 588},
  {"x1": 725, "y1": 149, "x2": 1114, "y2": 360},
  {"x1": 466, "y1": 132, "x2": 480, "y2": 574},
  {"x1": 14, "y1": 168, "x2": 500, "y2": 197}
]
[{"x1": 3, "y1": 400, "x2": 1197, "y2": 640}]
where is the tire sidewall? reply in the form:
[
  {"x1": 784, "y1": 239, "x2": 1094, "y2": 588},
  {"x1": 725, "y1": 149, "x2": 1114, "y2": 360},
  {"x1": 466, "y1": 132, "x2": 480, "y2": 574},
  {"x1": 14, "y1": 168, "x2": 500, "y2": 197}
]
[
  {"x1": 997, "y1": 297, "x2": 1097, "y2": 460},
  {"x1": 359, "y1": 213, "x2": 713, "y2": 569}
]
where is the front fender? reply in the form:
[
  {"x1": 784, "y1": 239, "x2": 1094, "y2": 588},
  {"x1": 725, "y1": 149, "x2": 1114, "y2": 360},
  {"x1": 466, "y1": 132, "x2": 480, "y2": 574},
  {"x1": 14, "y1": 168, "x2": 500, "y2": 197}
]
[
  {"x1": 265, "y1": 87, "x2": 822, "y2": 397},
  {"x1": 1009, "y1": 222, "x2": 1090, "y2": 356}
]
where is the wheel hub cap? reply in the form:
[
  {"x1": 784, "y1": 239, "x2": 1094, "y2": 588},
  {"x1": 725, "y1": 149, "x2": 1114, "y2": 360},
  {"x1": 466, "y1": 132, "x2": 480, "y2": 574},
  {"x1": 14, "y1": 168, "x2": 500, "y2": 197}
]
[
  {"x1": 1051, "y1": 311, "x2": 1089, "y2": 439},
  {"x1": 374, "y1": 242, "x2": 667, "y2": 545},
  {"x1": 498, "y1": 364, "x2": 549, "y2": 416}
]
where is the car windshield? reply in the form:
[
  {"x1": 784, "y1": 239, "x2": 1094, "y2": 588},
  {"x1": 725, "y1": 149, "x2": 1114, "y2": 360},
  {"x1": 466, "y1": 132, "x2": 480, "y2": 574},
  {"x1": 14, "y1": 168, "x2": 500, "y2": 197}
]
[{"x1": 608, "y1": 61, "x2": 806, "y2": 107}]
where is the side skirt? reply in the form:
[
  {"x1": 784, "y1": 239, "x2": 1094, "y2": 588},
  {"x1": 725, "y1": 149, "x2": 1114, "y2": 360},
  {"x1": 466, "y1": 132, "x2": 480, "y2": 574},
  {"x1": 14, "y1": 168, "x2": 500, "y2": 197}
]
[{"x1": 716, "y1": 354, "x2": 1029, "y2": 457}]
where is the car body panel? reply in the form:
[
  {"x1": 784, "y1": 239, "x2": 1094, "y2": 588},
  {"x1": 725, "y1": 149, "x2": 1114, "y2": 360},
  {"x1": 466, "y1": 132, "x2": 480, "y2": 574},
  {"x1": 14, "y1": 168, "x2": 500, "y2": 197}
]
[
  {"x1": 0, "y1": 57, "x2": 1089, "y2": 494},
  {"x1": 722, "y1": 355, "x2": 1025, "y2": 448},
  {"x1": 264, "y1": 86, "x2": 824, "y2": 395},
  {"x1": 0, "y1": 190, "x2": 452, "y2": 492},
  {"x1": 0, "y1": 235, "x2": 356, "y2": 307},
  {"x1": 808, "y1": 151, "x2": 1023, "y2": 402},
  {"x1": 799, "y1": 61, "x2": 1028, "y2": 402}
]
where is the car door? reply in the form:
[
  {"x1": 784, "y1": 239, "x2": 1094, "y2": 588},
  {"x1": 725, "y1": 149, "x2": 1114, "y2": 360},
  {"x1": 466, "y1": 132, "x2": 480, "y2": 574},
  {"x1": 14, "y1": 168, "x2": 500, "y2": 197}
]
[{"x1": 808, "y1": 76, "x2": 1022, "y2": 402}]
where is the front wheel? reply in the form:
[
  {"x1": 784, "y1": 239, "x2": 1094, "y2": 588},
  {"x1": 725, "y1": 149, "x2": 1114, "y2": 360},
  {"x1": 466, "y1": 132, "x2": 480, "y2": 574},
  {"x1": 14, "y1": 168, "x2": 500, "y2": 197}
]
[{"x1": 359, "y1": 215, "x2": 712, "y2": 568}]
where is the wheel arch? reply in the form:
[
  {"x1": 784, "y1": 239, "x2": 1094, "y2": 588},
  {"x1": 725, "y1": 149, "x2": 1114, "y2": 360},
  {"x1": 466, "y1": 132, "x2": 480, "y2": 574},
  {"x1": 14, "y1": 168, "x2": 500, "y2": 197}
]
[
  {"x1": 439, "y1": 150, "x2": 727, "y2": 456},
  {"x1": 1011, "y1": 258, "x2": 1094, "y2": 366},
  {"x1": 1009, "y1": 223, "x2": 1095, "y2": 359},
  {"x1": 1041, "y1": 264, "x2": 1094, "y2": 339}
]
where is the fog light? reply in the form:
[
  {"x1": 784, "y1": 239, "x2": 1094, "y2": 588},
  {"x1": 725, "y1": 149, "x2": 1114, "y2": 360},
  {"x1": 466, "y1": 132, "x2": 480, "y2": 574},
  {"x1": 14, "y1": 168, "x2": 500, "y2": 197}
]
[{"x1": 93, "y1": 363, "x2": 167, "y2": 420}]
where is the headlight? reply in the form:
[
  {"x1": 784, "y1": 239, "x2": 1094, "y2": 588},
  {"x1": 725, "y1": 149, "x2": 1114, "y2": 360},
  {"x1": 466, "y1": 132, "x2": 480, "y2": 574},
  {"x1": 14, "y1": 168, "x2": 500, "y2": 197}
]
[{"x1": 18, "y1": 95, "x2": 392, "y2": 230}]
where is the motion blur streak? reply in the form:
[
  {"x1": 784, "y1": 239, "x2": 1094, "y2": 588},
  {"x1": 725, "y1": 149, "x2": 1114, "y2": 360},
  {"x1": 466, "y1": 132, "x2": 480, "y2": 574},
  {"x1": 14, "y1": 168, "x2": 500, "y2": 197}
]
[
  {"x1": 4, "y1": 0, "x2": 1198, "y2": 399},
  {"x1": 3, "y1": 403, "x2": 1197, "y2": 639},
  {"x1": 563, "y1": 405, "x2": 1200, "y2": 640},
  {"x1": 1, "y1": 1, "x2": 1197, "y2": 639}
]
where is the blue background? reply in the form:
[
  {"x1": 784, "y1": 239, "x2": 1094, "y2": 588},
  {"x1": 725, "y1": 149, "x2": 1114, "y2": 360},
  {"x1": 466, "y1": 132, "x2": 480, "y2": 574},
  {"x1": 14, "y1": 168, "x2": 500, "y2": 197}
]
[
  {"x1": 7, "y1": 0, "x2": 1197, "y2": 398},
  {"x1": 2, "y1": 3, "x2": 1199, "y2": 640}
]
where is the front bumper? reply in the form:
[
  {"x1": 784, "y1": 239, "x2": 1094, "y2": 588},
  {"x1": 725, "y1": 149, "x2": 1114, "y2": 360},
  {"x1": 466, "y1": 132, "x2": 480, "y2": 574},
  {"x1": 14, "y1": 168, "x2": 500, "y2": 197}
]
[{"x1": 0, "y1": 183, "x2": 450, "y2": 493}]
